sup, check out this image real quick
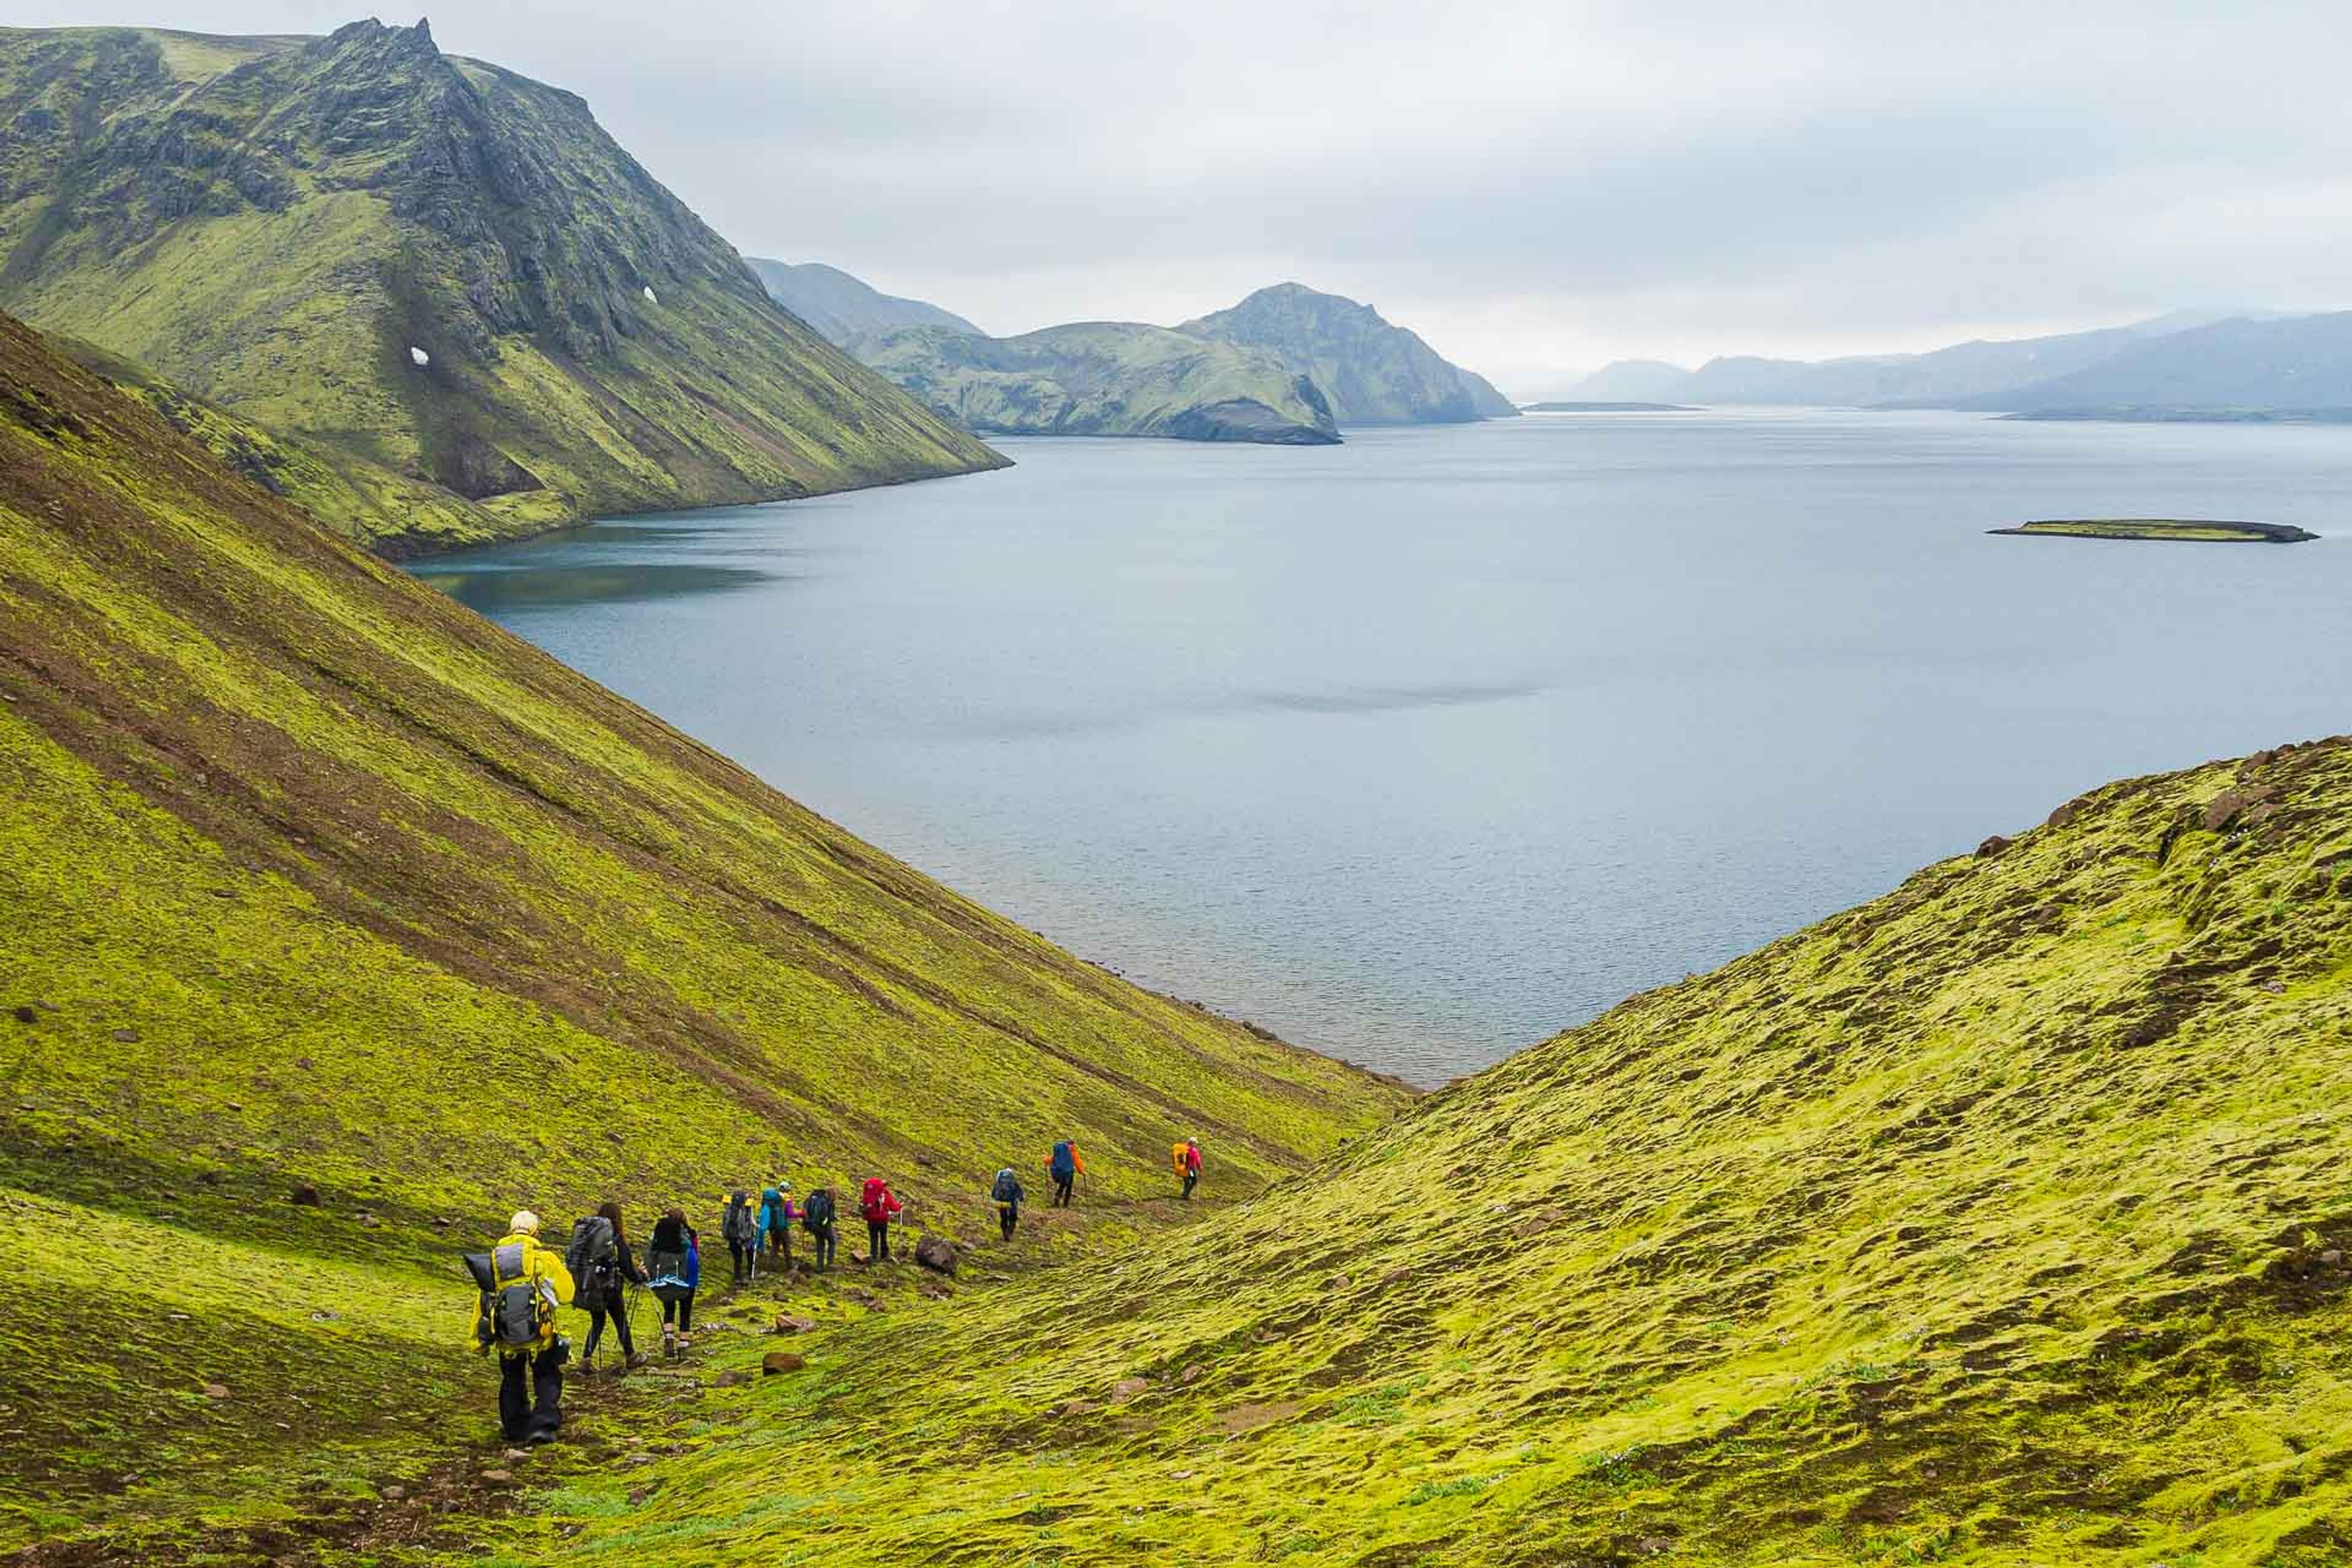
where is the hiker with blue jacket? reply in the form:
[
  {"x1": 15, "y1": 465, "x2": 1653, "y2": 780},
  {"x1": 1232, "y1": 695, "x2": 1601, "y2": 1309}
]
[
  {"x1": 757, "y1": 1182, "x2": 795, "y2": 1274},
  {"x1": 1045, "y1": 1139, "x2": 1084, "y2": 1207},
  {"x1": 990, "y1": 1166, "x2": 1025, "y2": 1240}
]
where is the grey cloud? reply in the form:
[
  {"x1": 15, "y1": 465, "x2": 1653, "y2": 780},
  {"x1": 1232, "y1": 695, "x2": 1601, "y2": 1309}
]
[{"x1": 23, "y1": 1, "x2": 2352, "y2": 387}]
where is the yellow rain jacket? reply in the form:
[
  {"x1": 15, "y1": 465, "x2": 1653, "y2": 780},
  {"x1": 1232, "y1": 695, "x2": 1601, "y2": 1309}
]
[{"x1": 472, "y1": 1231, "x2": 575, "y2": 1355}]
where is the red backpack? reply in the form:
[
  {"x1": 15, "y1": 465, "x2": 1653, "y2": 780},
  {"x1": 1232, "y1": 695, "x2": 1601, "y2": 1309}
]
[{"x1": 861, "y1": 1178, "x2": 893, "y2": 1222}]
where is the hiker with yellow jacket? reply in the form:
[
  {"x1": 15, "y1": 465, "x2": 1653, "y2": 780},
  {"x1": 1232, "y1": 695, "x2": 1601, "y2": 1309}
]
[{"x1": 468, "y1": 1210, "x2": 576, "y2": 1444}]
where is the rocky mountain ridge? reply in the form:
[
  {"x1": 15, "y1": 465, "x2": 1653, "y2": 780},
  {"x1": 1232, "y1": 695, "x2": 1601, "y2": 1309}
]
[{"x1": 0, "y1": 20, "x2": 1005, "y2": 553}]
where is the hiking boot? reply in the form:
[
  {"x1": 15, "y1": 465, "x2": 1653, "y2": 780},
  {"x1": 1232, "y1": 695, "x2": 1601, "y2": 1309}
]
[
  {"x1": 626, "y1": 1351, "x2": 648, "y2": 1370},
  {"x1": 677, "y1": 1336, "x2": 693, "y2": 1349}
]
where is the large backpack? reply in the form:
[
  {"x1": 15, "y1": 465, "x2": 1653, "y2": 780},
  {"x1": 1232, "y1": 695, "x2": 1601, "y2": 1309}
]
[
  {"x1": 861, "y1": 1177, "x2": 889, "y2": 1221},
  {"x1": 992, "y1": 1167, "x2": 1019, "y2": 1204},
  {"x1": 565, "y1": 1215, "x2": 618, "y2": 1297},
  {"x1": 722, "y1": 1195, "x2": 756, "y2": 1246},
  {"x1": 802, "y1": 1188, "x2": 834, "y2": 1231},
  {"x1": 1172, "y1": 1142, "x2": 1189, "y2": 1174},
  {"x1": 475, "y1": 1240, "x2": 554, "y2": 1351},
  {"x1": 1050, "y1": 1141, "x2": 1075, "y2": 1180}
]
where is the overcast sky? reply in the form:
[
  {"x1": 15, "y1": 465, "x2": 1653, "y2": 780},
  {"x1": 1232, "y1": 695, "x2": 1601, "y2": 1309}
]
[{"x1": 24, "y1": 2, "x2": 2352, "y2": 394}]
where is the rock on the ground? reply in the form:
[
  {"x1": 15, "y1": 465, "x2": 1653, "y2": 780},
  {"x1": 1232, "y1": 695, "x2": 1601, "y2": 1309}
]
[
  {"x1": 914, "y1": 1235, "x2": 958, "y2": 1275},
  {"x1": 288, "y1": 1182, "x2": 322, "y2": 1206},
  {"x1": 201, "y1": 1383, "x2": 230, "y2": 1400},
  {"x1": 1110, "y1": 1376, "x2": 1150, "y2": 1403},
  {"x1": 772, "y1": 1314, "x2": 816, "y2": 1334},
  {"x1": 762, "y1": 1352, "x2": 806, "y2": 1376},
  {"x1": 713, "y1": 1369, "x2": 748, "y2": 1387}
]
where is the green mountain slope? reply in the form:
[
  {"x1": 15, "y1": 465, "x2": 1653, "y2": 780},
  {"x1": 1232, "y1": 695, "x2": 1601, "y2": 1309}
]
[
  {"x1": 0, "y1": 21, "x2": 1006, "y2": 556},
  {"x1": 1179, "y1": 282, "x2": 1518, "y2": 424},
  {"x1": 748, "y1": 258, "x2": 983, "y2": 344},
  {"x1": 551, "y1": 739, "x2": 2352, "y2": 1566},
  {"x1": 850, "y1": 320, "x2": 1342, "y2": 444},
  {"x1": 0, "y1": 311, "x2": 1402, "y2": 1550}
]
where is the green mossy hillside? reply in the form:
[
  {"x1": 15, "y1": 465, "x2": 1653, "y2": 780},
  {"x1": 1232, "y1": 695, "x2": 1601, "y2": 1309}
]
[
  {"x1": 546, "y1": 739, "x2": 2352, "y2": 1566},
  {"x1": 0, "y1": 312, "x2": 1403, "y2": 1548},
  {"x1": 0, "y1": 21, "x2": 1007, "y2": 554},
  {"x1": 850, "y1": 320, "x2": 1343, "y2": 445}
]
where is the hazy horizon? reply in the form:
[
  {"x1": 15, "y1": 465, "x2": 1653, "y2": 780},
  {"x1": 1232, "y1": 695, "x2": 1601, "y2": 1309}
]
[{"x1": 18, "y1": 2, "x2": 2352, "y2": 394}]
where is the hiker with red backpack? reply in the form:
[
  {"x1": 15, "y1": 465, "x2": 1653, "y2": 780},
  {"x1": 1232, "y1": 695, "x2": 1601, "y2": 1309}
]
[
  {"x1": 860, "y1": 1177, "x2": 902, "y2": 1263},
  {"x1": 1045, "y1": 1139, "x2": 1084, "y2": 1207}
]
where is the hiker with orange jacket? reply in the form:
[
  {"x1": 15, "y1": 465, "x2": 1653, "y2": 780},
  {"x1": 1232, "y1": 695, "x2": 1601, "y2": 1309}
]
[
  {"x1": 859, "y1": 1177, "x2": 902, "y2": 1263},
  {"x1": 1174, "y1": 1136, "x2": 1204, "y2": 1199},
  {"x1": 1045, "y1": 1139, "x2": 1084, "y2": 1207}
]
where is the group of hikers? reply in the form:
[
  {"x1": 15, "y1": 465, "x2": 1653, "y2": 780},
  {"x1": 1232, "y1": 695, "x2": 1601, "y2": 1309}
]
[{"x1": 467, "y1": 1137, "x2": 1206, "y2": 1444}]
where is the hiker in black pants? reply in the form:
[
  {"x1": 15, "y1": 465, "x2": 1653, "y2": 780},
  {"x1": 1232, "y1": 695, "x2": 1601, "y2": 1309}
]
[
  {"x1": 802, "y1": 1186, "x2": 838, "y2": 1270},
  {"x1": 1046, "y1": 1139, "x2": 1082, "y2": 1207},
  {"x1": 646, "y1": 1208, "x2": 700, "y2": 1356},
  {"x1": 722, "y1": 1189, "x2": 756, "y2": 1284},
  {"x1": 990, "y1": 1167, "x2": 1024, "y2": 1241},
  {"x1": 578, "y1": 1200, "x2": 646, "y2": 1371}
]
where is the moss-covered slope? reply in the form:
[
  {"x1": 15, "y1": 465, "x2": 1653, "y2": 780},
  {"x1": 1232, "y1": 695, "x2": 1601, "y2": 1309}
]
[
  {"x1": 850, "y1": 320, "x2": 1341, "y2": 444},
  {"x1": 0, "y1": 311, "x2": 1401, "y2": 1547},
  {"x1": 0, "y1": 21, "x2": 1006, "y2": 556},
  {"x1": 556, "y1": 740, "x2": 2352, "y2": 1566}
]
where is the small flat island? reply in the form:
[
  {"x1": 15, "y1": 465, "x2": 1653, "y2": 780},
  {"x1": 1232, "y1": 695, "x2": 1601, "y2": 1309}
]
[{"x1": 1989, "y1": 518, "x2": 2318, "y2": 544}]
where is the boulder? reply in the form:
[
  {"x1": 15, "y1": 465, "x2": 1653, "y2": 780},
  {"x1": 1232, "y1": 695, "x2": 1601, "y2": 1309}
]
[
  {"x1": 202, "y1": 1382, "x2": 230, "y2": 1400},
  {"x1": 914, "y1": 1235, "x2": 959, "y2": 1276},
  {"x1": 761, "y1": 1352, "x2": 806, "y2": 1376},
  {"x1": 288, "y1": 1183, "x2": 322, "y2": 1207},
  {"x1": 772, "y1": 1314, "x2": 816, "y2": 1335},
  {"x1": 2202, "y1": 786, "x2": 2277, "y2": 834},
  {"x1": 1109, "y1": 1376, "x2": 1151, "y2": 1404},
  {"x1": 10, "y1": 1005, "x2": 35, "y2": 1025},
  {"x1": 1974, "y1": 835, "x2": 2013, "y2": 860},
  {"x1": 713, "y1": 1369, "x2": 748, "y2": 1388}
]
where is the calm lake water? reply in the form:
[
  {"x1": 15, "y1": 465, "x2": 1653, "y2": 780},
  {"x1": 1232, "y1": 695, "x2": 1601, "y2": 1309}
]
[{"x1": 414, "y1": 411, "x2": 2352, "y2": 1085}]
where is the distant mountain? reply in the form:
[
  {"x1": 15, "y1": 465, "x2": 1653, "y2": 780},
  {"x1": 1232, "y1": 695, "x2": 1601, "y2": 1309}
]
[
  {"x1": 1565, "y1": 359, "x2": 1694, "y2": 402},
  {"x1": 1951, "y1": 312, "x2": 2352, "y2": 417},
  {"x1": 1568, "y1": 311, "x2": 2314, "y2": 411},
  {"x1": 749, "y1": 259, "x2": 982, "y2": 345},
  {"x1": 0, "y1": 21, "x2": 1003, "y2": 554},
  {"x1": 849, "y1": 322, "x2": 1340, "y2": 444},
  {"x1": 1177, "y1": 283, "x2": 1517, "y2": 424}
]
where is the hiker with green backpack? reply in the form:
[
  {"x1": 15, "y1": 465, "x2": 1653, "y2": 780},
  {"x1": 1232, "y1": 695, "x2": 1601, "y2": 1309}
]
[
  {"x1": 567, "y1": 1201, "x2": 646, "y2": 1373},
  {"x1": 466, "y1": 1210, "x2": 575, "y2": 1443}
]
